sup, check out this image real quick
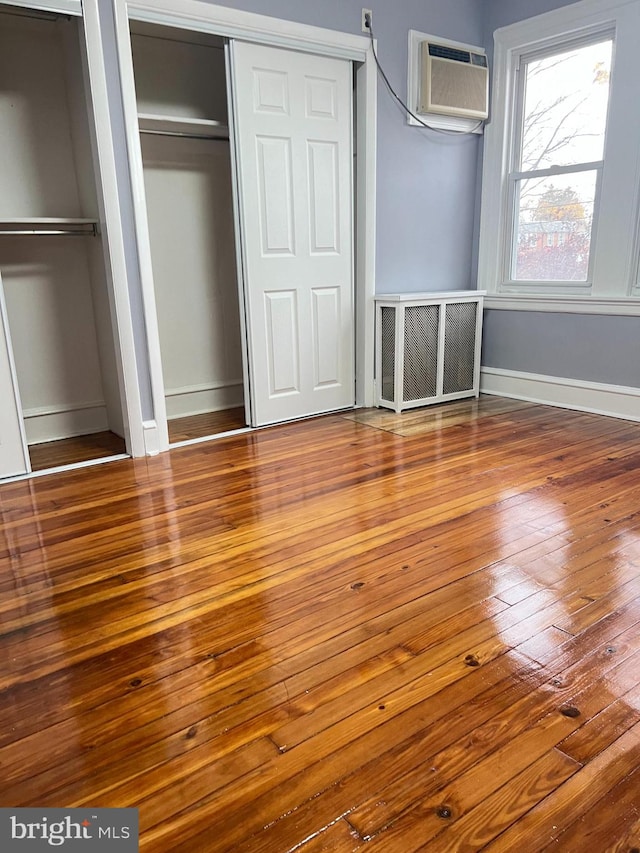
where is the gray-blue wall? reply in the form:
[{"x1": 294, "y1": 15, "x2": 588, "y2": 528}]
[
  {"x1": 481, "y1": 0, "x2": 640, "y2": 390},
  {"x1": 482, "y1": 310, "x2": 640, "y2": 387},
  {"x1": 483, "y1": 0, "x2": 577, "y2": 37}
]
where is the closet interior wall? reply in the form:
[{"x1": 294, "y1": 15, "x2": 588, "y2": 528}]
[
  {"x1": 130, "y1": 22, "x2": 246, "y2": 443},
  {"x1": 0, "y1": 8, "x2": 126, "y2": 472}
]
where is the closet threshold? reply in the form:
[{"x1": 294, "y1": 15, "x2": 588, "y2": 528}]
[
  {"x1": 138, "y1": 113, "x2": 229, "y2": 140},
  {"x1": 0, "y1": 218, "x2": 98, "y2": 237},
  {"x1": 169, "y1": 426, "x2": 251, "y2": 449},
  {"x1": 2, "y1": 453, "x2": 129, "y2": 483}
]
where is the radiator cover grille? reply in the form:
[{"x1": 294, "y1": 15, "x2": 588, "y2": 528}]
[
  {"x1": 403, "y1": 304, "x2": 439, "y2": 400},
  {"x1": 443, "y1": 302, "x2": 478, "y2": 394},
  {"x1": 380, "y1": 306, "x2": 396, "y2": 402}
]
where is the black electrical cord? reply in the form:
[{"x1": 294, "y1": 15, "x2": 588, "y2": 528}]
[{"x1": 365, "y1": 20, "x2": 484, "y2": 136}]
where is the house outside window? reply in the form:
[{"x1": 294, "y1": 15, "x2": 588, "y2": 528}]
[{"x1": 478, "y1": 0, "x2": 640, "y2": 311}]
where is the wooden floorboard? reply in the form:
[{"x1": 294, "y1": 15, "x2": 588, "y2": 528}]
[
  {"x1": 168, "y1": 408, "x2": 247, "y2": 443},
  {"x1": 28, "y1": 431, "x2": 127, "y2": 471},
  {"x1": 1, "y1": 395, "x2": 639, "y2": 851}
]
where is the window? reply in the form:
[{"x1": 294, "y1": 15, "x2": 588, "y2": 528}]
[
  {"x1": 511, "y1": 39, "x2": 612, "y2": 284},
  {"x1": 478, "y1": 0, "x2": 640, "y2": 310}
]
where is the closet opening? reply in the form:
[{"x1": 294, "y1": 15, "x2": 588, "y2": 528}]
[
  {"x1": 129, "y1": 21, "x2": 248, "y2": 446},
  {"x1": 0, "y1": 7, "x2": 129, "y2": 479}
]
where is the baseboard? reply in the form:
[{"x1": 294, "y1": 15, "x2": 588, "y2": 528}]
[
  {"x1": 164, "y1": 382, "x2": 244, "y2": 419},
  {"x1": 480, "y1": 367, "x2": 640, "y2": 422},
  {"x1": 24, "y1": 401, "x2": 108, "y2": 445},
  {"x1": 142, "y1": 420, "x2": 161, "y2": 456}
]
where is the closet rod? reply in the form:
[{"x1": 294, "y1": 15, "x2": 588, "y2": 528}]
[{"x1": 139, "y1": 129, "x2": 230, "y2": 141}]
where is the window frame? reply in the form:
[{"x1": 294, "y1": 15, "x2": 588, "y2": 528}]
[
  {"x1": 507, "y1": 33, "x2": 612, "y2": 292},
  {"x1": 478, "y1": 0, "x2": 640, "y2": 314}
]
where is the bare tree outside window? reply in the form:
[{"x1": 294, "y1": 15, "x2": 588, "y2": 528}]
[{"x1": 511, "y1": 39, "x2": 612, "y2": 282}]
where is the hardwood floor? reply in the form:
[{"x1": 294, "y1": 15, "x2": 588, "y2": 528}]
[
  {"x1": 28, "y1": 431, "x2": 127, "y2": 472},
  {"x1": 1, "y1": 395, "x2": 640, "y2": 851},
  {"x1": 168, "y1": 408, "x2": 247, "y2": 443}
]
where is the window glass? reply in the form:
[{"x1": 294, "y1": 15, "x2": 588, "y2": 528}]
[
  {"x1": 514, "y1": 172, "x2": 597, "y2": 281},
  {"x1": 519, "y1": 41, "x2": 612, "y2": 172}
]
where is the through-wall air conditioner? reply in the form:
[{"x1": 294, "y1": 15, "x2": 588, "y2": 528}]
[{"x1": 419, "y1": 41, "x2": 489, "y2": 120}]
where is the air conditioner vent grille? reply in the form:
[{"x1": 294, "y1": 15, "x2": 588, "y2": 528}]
[
  {"x1": 429, "y1": 58, "x2": 488, "y2": 115},
  {"x1": 428, "y1": 43, "x2": 471, "y2": 63}
]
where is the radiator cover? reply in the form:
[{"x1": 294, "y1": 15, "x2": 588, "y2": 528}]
[{"x1": 375, "y1": 292, "x2": 485, "y2": 412}]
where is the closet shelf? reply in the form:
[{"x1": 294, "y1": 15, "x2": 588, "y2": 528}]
[
  {"x1": 0, "y1": 218, "x2": 98, "y2": 237},
  {"x1": 138, "y1": 113, "x2": 229, "y2": 140}
]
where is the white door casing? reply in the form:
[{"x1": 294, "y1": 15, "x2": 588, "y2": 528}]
[
  {"x1": 0, "y1": 274, "x2": 30, "y2": 478},
  {"x1": 230, "y1": 41, "x2": 354, "y2": 427}
]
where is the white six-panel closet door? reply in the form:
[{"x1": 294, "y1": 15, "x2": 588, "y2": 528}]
[
  {"x1": 229, "y1": 41, "x2": 354, "y2": 427},
  {"x1": 0, "y1": 273, "x2": 30, "y2": 478}
]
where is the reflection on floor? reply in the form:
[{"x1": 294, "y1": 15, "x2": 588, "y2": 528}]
[
  {"x1": 168, "y1": 408, "x2": 247, "y2": 444},
  {"x1": 342, "y1": 395, "x2": 536, "y2": 436},
  {"x1": 28, "y1": 431, "x2": 127, "y2": 472}
]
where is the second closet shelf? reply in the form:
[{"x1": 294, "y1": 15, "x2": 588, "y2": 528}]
[
  {"x1": 138, "y1": 113, "x2": 230, "y2": 140},
  {"x1": 0, "y1": 218, "x2": 98, "y2": 236}
]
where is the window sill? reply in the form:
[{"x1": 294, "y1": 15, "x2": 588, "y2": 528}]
[{"x1": 484, "y1": 294, "x2": 640, "y2": 316}]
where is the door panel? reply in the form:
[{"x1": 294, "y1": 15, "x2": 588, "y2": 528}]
[
  {"x1": 230, "y1": 41, "x2": 354, "y2": 426},
  {"x1": 0, "y1": 274, "x2": 30, "y2": 478},
  {"x1": 265, "y1": 290, "x2": 299, "y2": 395},
  {"x1": 308, "y1": 140, "x2": 340, "y2": 253},
  {"x1": 256, "y1": 136, "x2": 295, "y2": 255},
  {"x1": 313, "y1": 287, "x2": 341, "y2": 387}
]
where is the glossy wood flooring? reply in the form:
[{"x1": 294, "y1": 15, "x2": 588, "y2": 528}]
[
  {"x1": 1, "y1": 395, "x2": 640, "y2": 851},
  {"x1": 168, "y1": 408, "x2": 247, "y2": 444},
  {"x1": 29, "y1": 430, "x2": 127, "y2": 472}
]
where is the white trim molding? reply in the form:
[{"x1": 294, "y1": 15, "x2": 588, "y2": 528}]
[
  {"x1": 481, "y1": 366, "x2": 640, "y2": 422},
  {"x1": 164, "y1": 381, "x2": 244, "y2": 419},
  {"x1": 355, "y1": 38, "x2": 377, "y2": 409},
  {"x1": 127, "y1": 0, "x2": 370, "y2": 61},
  {"x1": 83, "y1": 0, "x2": 147, "y2": 458},
  {"x1": 142, "y1": 419, "x2": 161, "y2": 455},
  {"x1": 485, "y1": 294, "x2": 640, "y2": 315},
  {"x1": 4, "y1": 452, "x2": 128, "y2": 483},
  {"x1": 2, "y1": 0, "x2": 81, "y2": 14},
  {"x1": 23, "y1": 401, "x2": 109, "y2": 444}
]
